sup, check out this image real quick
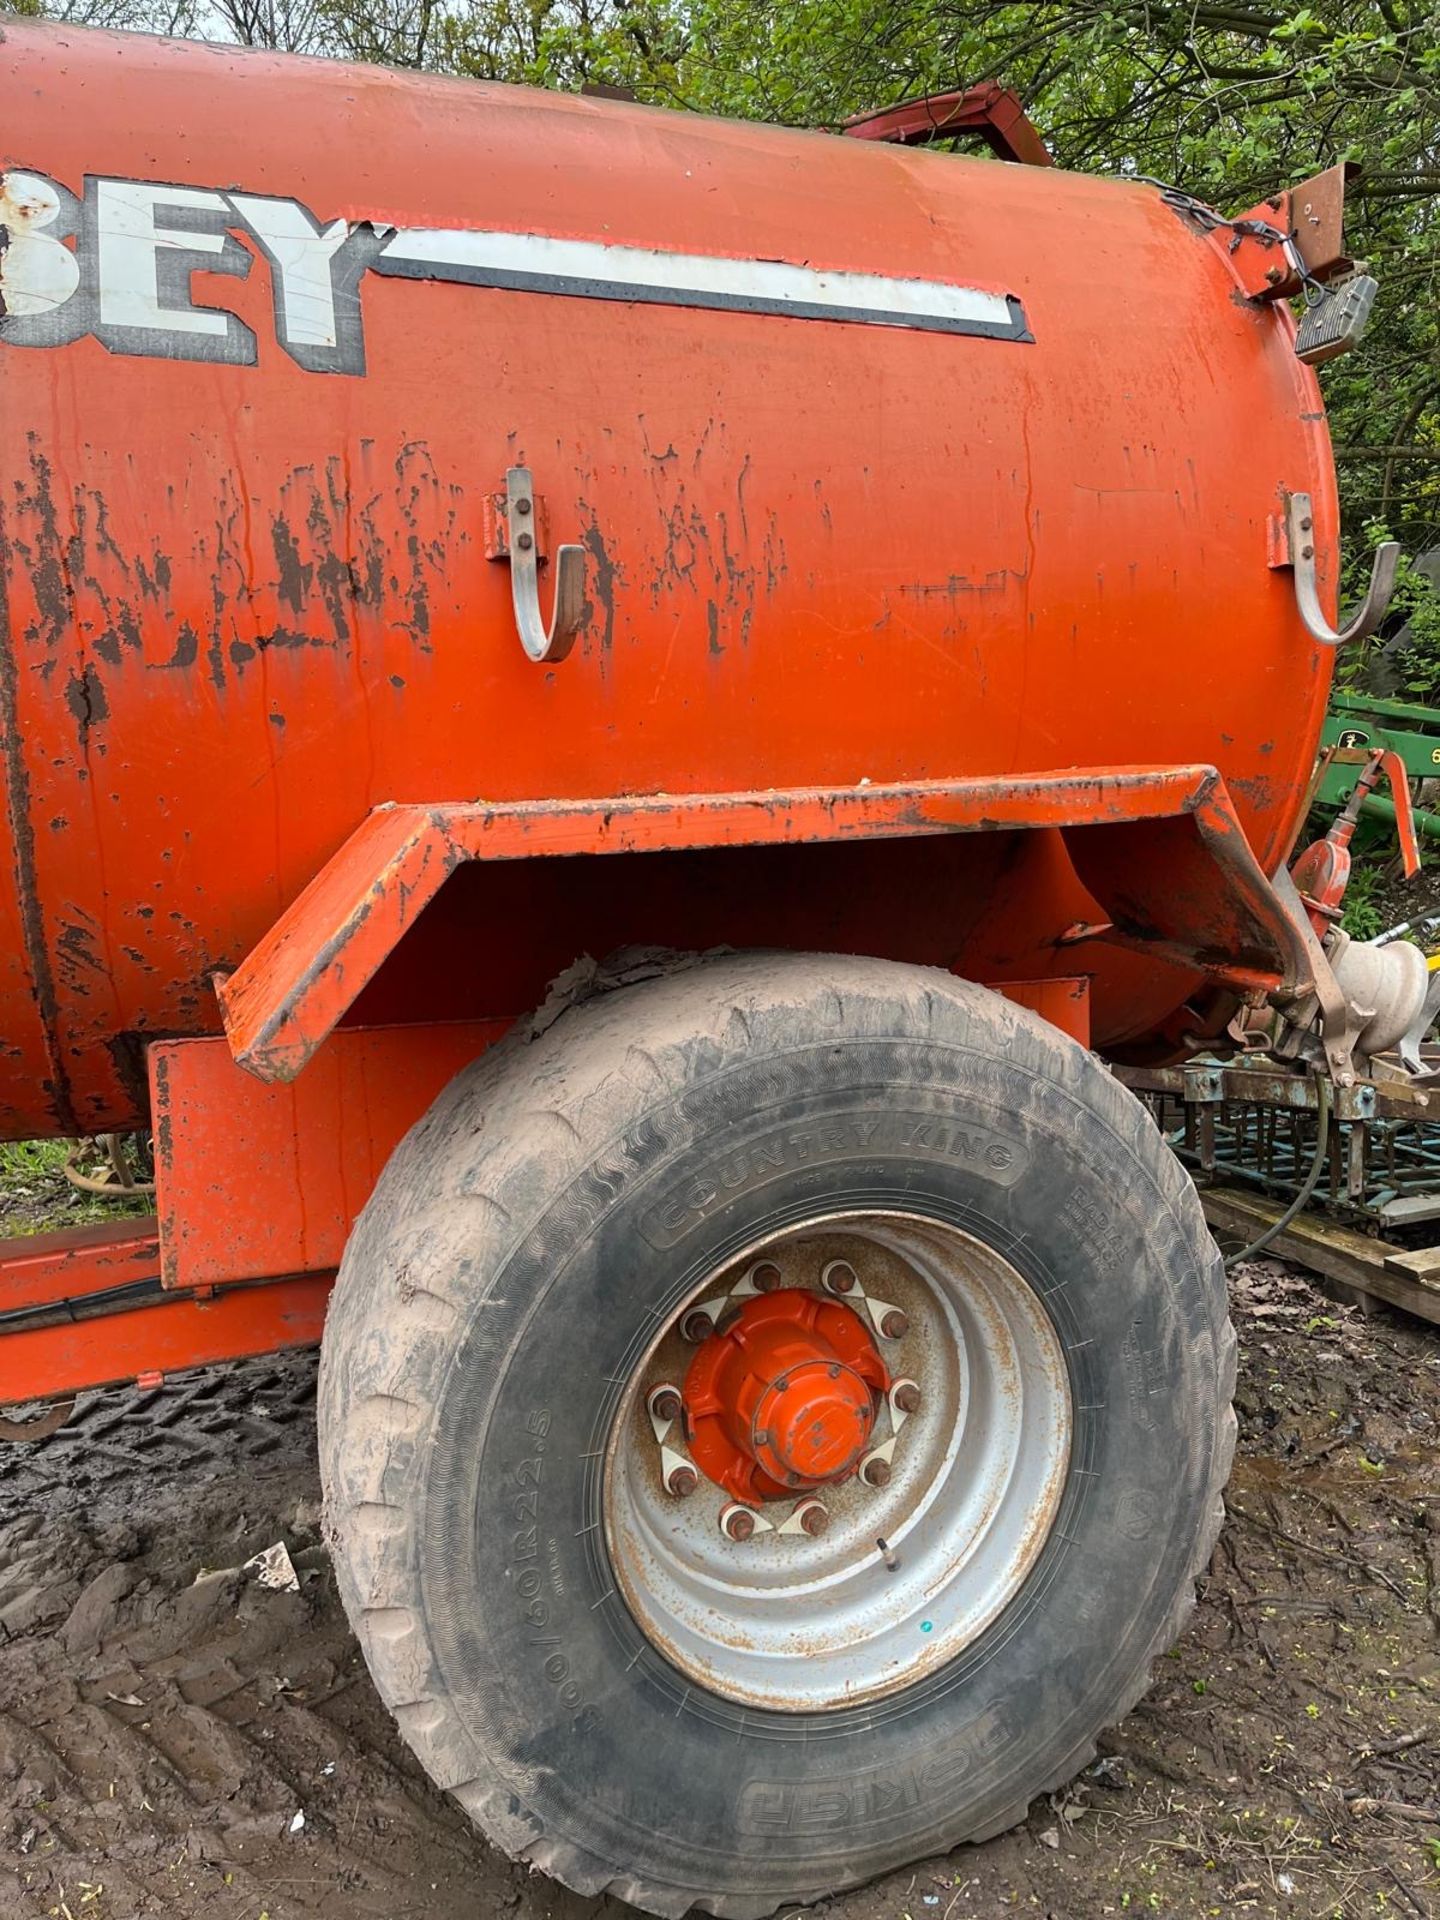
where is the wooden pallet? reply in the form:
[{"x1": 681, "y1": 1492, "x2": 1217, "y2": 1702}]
[{"x1": 1200, "y1": 1184, "x2": 1440, "y2": 1326}]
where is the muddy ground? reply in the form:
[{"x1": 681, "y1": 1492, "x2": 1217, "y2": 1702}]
[{"x1": 2, "y1": 1259, "x2": 1439, "y2": 1920}]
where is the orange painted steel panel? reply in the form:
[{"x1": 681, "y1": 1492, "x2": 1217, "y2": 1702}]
[
  {"x1": 219, "y1": 767, "x2": 1313, "y2": 1081},
  {"x1": 992, "y1": 978, "x2": 1092, "y2": 1047},
  {"x1": 0, "y1": 1276, "x2": 332, "y2": 1403},
  {"x1": 0, "y1": 23, "x2": 1339, "y2": 1140},
  {"x1": 152, "y1": 1020, "x2": 506, "y2": 1290},
  {"x1": 0, "y1": 1219, "x2": 160, "y2": 1316}
]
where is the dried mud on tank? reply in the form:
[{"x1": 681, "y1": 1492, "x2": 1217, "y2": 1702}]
[{"x1": 1, "y1": 1263, "x2": 1439, "y2": 1920}]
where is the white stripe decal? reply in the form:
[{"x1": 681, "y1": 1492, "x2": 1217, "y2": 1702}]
[{"x1": 375, "y1": 226, "x2": 1029, "y2": 340}]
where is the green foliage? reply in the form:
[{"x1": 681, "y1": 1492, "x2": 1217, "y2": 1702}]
[
  {"x1": 0, "y1": 1139, "x2": 71, "y2": 1182},
  {"x1": 1338, "y1": 517, "x2": 1440, "y2": 700},
  {"x1": 1340, "y1": 859, "x2": 1387, "y2": 938},
  {"x1": 0, "y1": 1138, "x2": 151, "y2": 1234}
]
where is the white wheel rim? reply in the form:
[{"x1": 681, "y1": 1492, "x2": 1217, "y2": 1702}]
[{"x1": 604, "y1": 1210, "x2": 1072, "y2": 1712}]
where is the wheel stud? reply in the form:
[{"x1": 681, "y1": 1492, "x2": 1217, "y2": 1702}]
[
  {"x1": 665, "y1": 1462, "x2": 699, "y2": 1498},
  {"x1": 860, "y1": 1452, "x2": 891, "y2": 1487},
  {"x1": 879, "y1": 1308, "x2": 909, "y2": 1340},
  {"x1": 891, "y1": 1377, "x2": 921, "y2": 1414},
  {"x1": 680, "y1": 1308, "x2": 715, "y2": 1343},
  {"x1": 796, "y1": 1498, "x2": 829, "y2": 1537},
  {"x1": 720, "y1": 1502, "x2": 757, "y2": 1541},
  {"x1": 820, "y1": 1259, "x2": 858, "y2": 1296},
  {"x1": 648, "y1": 1383, "x2": 682, "y2": 1424},
  {"x1": 750, "y1": 1261, "x2": 784, "y2": 1293}
]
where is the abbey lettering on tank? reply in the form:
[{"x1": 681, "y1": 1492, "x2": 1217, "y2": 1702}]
[{"x1": 0, "y1": 168, "x2": 1032, "y2": 376}]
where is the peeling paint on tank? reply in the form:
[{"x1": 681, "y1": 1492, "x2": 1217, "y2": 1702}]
[
  {"x1": 577, "y1": 504, "x2": 624, "y2": 653},
  {"x1": 64, "y1": 661, "x2": 108, "y2": 749}
]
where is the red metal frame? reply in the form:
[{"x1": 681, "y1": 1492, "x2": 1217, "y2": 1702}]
[
  {"x1": 0, "y1": 1218, "x2": 330, "y2": 1406},
  {"x1": 217, "y1": 767, "x2": 1314, "y2": 1083},
  {"x1": 842, "y1": 84, "x2": 1053, "y2": 167},
  {"x1": 3, "y1": 765, "x2": 1325, "y2": 1407}
]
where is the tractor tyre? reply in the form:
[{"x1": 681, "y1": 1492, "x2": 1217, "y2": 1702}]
[{"x1": 318, "y1": 951, "x2": 1234, "y2": 1917}]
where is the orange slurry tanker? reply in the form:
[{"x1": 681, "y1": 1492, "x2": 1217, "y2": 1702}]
[{"x1": 0, "y1": 21, "x2": 1426, "y2": 1913}]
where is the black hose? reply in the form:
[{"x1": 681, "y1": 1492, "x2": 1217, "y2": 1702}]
[{"x1": 1222, "y1": 1072, "x2": 1331, "y2": 1270}]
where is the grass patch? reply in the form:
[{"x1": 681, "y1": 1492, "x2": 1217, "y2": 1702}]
[{"x1": 0, "y1": 1137, "x2": 152, "y2": 1236}]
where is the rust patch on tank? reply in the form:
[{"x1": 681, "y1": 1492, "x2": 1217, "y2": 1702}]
[{"x1": 0, "y1": 491, "x2": 76, "y2": 1131}]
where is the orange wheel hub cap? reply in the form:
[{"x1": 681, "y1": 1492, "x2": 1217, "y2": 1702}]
[{"x1": 683, "y1": 1288, "x2": 890, "y2": 1502}]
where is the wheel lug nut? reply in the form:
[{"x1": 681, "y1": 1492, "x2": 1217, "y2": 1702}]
[
  {"x1": 720, "y1": 1502, "x2": 757, "y2": 1541},
  {"x1": 879, "y1": 1308, "x2": 909, "y2": 1340},
  {"x1": 665, "y1": 1462, "x2": 698, "y2": 1498},
  {"x1": 648, "y1": 1384, "x2": 682, "y2": 1424},
  {"x1": 796, "y1": 1498, "x2": 829, "y2": 1537},
  {"x1": 861, "y1": 1453, "x2": 891, "y2": 1487},
  {"x1": 680, "y1": 1308, "x2": 715, "y2": 1343},
  {"x1": 891, "y1": 1377, "x2": 921, "y2": 1414},
  {"x1": 821, "y1": 1259, "x2": 857, "y2": 1295},
  {"x1": 750, "y1": 1261, "x2": 784, "y2": 1293}
]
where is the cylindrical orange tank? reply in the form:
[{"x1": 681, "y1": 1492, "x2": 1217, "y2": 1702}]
[{"x1": 0, "y1": 22, "x2": 1337, "y2": 1139}]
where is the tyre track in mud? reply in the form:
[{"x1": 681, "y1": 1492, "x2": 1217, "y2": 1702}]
[{"x1": 0, "y1": 1355, "x2": 579, "y2": 1919}]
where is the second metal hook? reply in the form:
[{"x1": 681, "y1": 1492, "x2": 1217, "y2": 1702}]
[{"x1": 1277, "y1": 490, "x2": 1399, "y2": 648}]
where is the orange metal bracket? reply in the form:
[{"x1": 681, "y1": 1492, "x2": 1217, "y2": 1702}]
[
  {"x1": 0, "y1": 1020, "x2": 513, "y2": 1406},
  {"x1": 217, "y1": 767, "x2": 1316, "y2": 1085},
  {"x1": 1229, "y1": 162, "x2": 1356, "y2": 301},
  {"x1": 151, "y1": 1020, "x2": 506, "y2": 1291},
  {"x1": 842, "y1": 84, "x2": 1052, "y2": 167}
]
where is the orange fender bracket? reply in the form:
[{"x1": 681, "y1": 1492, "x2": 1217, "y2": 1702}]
[
  {"x1": 0, "y1": 1020, "x2": 513, "y2": 1405},
  {"x1": 217, "y1": 768, "x2": 1318, "y2": 1084},
  {"x1": 151, "y1": 1021, "x2": 507, "y2": 1291}
]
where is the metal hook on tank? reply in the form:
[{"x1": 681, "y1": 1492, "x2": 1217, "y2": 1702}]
[
  {"x1": 499, "y1": 466, "x2": 588, "y2": 664},
  {"x1": 1274, "y1": 490, "x2": 1399, "y2": 648}
]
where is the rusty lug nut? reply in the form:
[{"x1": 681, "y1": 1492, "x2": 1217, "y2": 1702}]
[
  {"x1": 516, "y1": 531, "x2": 534, "y2": 551},
  {"x1": 797, "y1": 1500, "x2": 829, "y2": 1537},
  {"x1": 751, "y1": 1260, "x2": 783, "y2": 1292},
  {"x1": 820, "y1": 1259, "x2": 857, "y2": 1295},
  {"x1": 680, "y1": 1308, "x2": 715, "y2": 1343},
  {"x1": 879, "y1": 1307, "x2": 909, "y2": 1340},
  {"x1": 720, "y1": 1502, "x2": 757, "y2": 1542},
  {"x1": 891, "y1": 1377, "x2": 921, "y2": 1415},
  {"x1": 515, "y1": 497, "x2": 532, "y2": 515},
  {"x1": 665, "y1": 1462, "x2": 699, "y2": 1498},
  {"x1": 861, "y1": 1453, "x2": 891, "y2": 1488},
  {"x1": 1299, "y1": 515, "x2": 1313, "y2": 533},
  {"x1": 1301, "y1": 544, "x2": 1315, "y2": 561},
  {"x1": 648, "y1": 1384, "x2": 682, "y2": 1424}
]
